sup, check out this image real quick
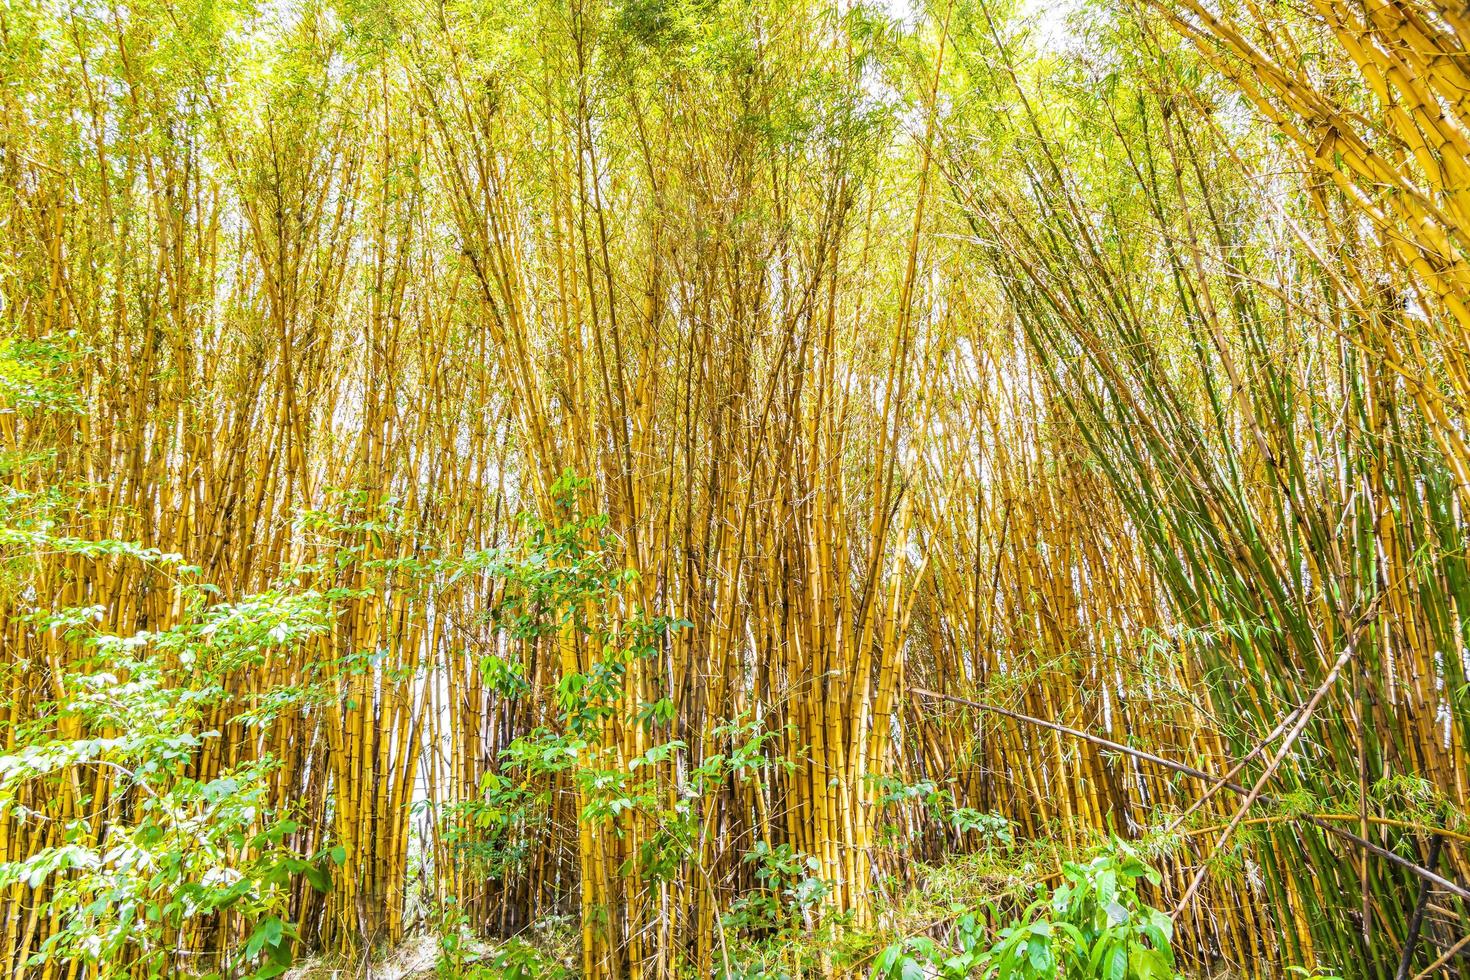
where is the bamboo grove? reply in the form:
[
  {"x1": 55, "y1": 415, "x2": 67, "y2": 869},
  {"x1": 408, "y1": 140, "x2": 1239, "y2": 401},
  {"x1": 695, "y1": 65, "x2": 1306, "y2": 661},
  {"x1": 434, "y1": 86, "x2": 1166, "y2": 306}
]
[{"x1": 1, "y1": 0, "x2": 1468, "y2": 977}]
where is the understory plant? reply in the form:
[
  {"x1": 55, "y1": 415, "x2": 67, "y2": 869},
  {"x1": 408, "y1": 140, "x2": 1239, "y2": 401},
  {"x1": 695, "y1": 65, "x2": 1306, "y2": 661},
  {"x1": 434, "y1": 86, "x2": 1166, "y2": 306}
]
[
  {"x1": 874, "y1": 839, "x2": 1176, "y2": 980},
  {"x1": 429, "y1": 480, "x2": 849, "y2": 977},
  {"x1": 0, "y1": 543, "x2": 345, "y2": 978}
]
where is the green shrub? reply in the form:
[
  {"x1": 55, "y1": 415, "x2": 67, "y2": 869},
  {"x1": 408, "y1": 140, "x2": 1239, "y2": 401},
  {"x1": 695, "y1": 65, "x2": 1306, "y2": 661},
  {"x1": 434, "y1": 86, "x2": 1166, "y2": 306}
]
[
  {"x1": 873, "y1": 839, "x2": 1176, "y2": 980},
  {"x1": 0, "y1": 562, "x2": 343, "y2": 978}
]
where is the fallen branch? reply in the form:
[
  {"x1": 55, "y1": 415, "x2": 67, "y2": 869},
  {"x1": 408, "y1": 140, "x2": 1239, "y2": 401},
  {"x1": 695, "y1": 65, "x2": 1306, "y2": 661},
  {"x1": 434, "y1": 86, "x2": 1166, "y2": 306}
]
[
  {"x1": 1411, "y1": 931, "x2": 1470, "y2": 980},
  {"x1": 909, "y1": 686, "x2": 1470, "y2": 904},
  {"x1": 1173, "y1": 633, "x2": 1361, "y2": 916}
]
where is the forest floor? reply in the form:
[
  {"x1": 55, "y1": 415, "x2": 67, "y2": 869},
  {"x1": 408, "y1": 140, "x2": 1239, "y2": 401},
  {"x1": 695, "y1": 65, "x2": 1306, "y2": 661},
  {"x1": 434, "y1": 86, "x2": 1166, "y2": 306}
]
[
  {"x1": 283, "y1": 850, "x2": 1045, "y2": 978},
  {"x1": 286, "y1": 938, "x2": 449, "y2": 980}
]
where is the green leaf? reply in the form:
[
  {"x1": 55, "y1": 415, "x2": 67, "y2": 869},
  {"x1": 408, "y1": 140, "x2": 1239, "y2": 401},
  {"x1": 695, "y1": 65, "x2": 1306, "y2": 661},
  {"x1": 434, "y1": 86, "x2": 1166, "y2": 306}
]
[
  {"x1": 1027, "y1": 937, "x2": 1054, "y2": 972},
  {"x1": 302, "y1": 863, "x2": 332, "y2": 893}
]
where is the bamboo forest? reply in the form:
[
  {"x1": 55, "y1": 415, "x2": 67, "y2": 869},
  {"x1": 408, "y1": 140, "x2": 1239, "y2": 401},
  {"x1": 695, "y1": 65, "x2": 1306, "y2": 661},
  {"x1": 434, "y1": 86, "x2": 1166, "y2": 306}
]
[{"x1": 5, "y1": 0, "x2": 1470, "y2": 976}]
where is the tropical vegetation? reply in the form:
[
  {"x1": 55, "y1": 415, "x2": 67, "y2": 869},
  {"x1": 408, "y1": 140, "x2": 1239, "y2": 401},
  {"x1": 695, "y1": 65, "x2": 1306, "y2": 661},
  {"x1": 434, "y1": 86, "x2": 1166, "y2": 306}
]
[{"x1": 2, "y1": 0, "x2": 1468, "y2": 977}]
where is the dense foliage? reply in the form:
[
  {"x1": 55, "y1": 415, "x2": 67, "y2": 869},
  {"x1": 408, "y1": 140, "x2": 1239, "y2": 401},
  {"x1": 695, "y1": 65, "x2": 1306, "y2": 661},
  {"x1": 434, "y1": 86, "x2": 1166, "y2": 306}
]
[{"x1": 2, "y1": 0, "x2": 1469, "y2": 977}]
